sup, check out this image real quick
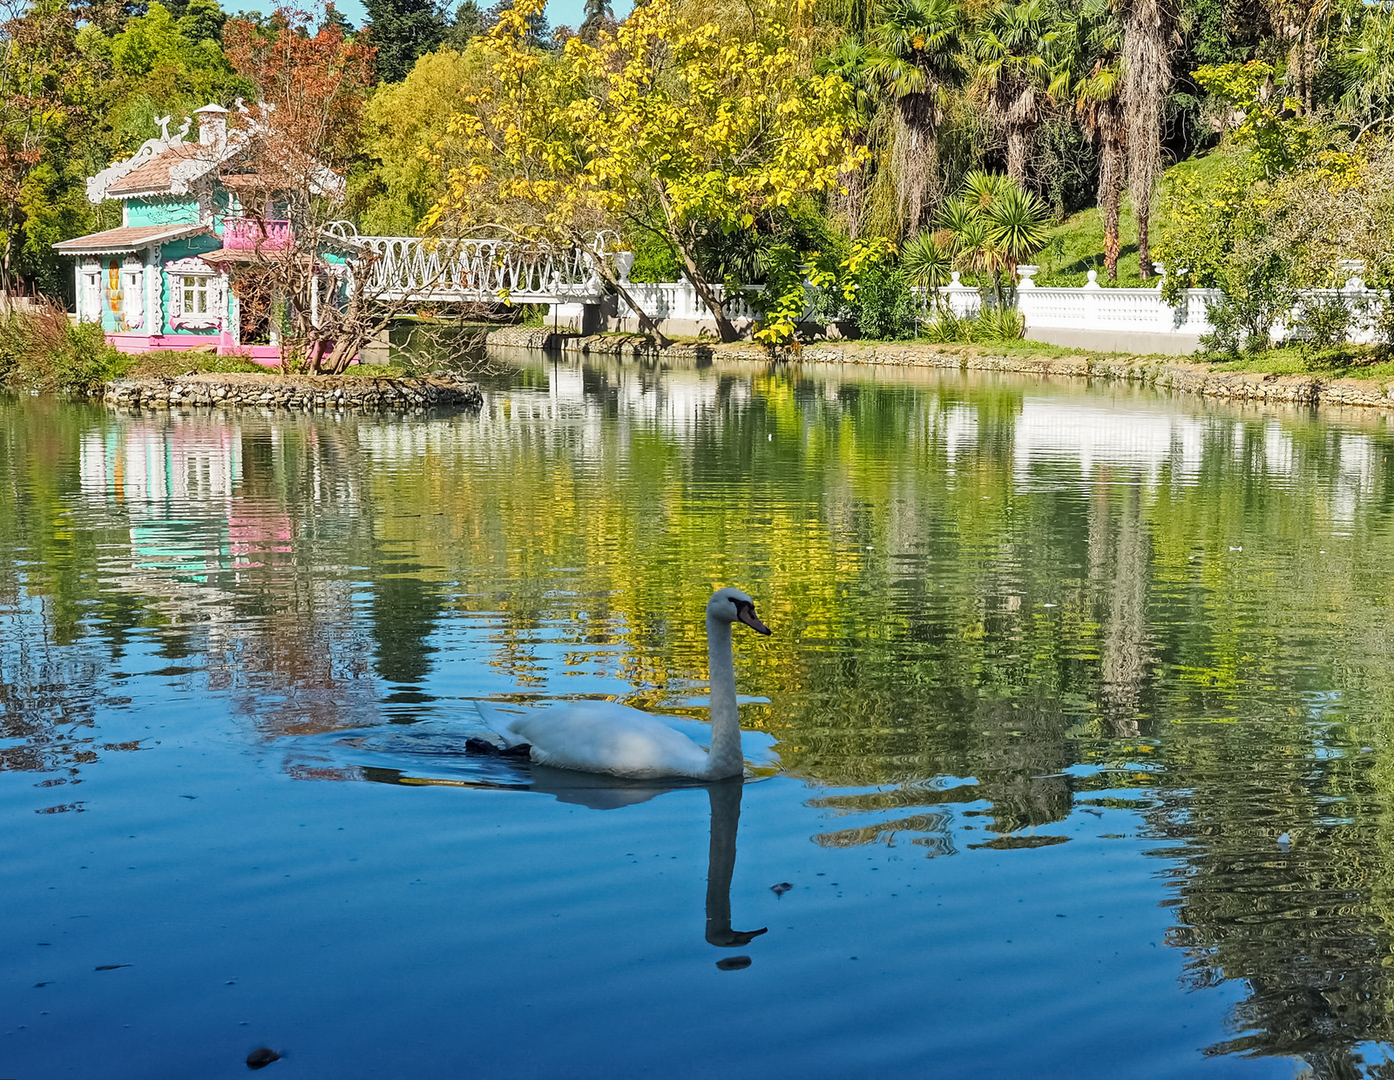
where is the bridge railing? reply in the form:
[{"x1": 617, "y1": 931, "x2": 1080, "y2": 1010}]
[{"x1": 322, "y1": 223, "x2": 609, "y2": 303}]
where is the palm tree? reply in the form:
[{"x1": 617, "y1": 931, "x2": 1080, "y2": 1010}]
[
  {"x1": 1119, "y1": 0, "x2": 1177, "y2": 279},
  {"x1": 985, "y1": 182, "x2": 1049, "y2": 275},
  {"x1": 1053, "y1": 0, "x2": 1126, "y2": 278},
  {"x1": 970, "y1": 0, "x2": 1057, "y2": 189},
  {"x1": 867, "y1": 0, "x2": 965, "y2": 234},
  {"x1": 937, "y1": 173, "x2": 1047, "y2": 306},
  {"x1": 900, "y1": 228, "x2": 953, "y2": 312}
]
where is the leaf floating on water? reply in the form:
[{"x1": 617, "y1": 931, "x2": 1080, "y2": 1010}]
[
  {"x1": 716, "y1": 956, "x2": 752, "y2": 971},
  {"x1": 770, "y1": 882, "x2": 793, "y2": 897},
  {"x1": 246, "y1": 1047, "x2": 281, "y2": 1070}
]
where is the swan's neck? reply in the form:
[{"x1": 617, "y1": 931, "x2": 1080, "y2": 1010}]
[{"x1": 705, "y1": 615, "x2": 744, "y2": 779}]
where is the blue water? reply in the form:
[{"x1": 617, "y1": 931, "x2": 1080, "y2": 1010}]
[{"x1": 7, "y1": 356, "x2": 1391, "y2": 1078}]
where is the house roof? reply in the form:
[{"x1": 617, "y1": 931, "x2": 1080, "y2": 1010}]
[
  {"x1": 105, "y1": 145, "x2": 218, "y2": 197},
  {"x1": 52, "y1": 223, "x2": 210, "y2": 254}
]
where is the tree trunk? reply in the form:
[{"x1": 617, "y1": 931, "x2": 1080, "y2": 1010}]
[
  {"x1": 1006, "y1": 124, "x2": 1029, "y2": 189},
  {"x1": 1099, "y1": 130, "x2": 1125, "y2": 281},
  {"x1": 652, "y1": 182, "x2": 739, "y2": 342},
  {"x1": 837, "y1": 135, "x2": 868, "y2": 240},
  {"x1": 579, "y1": 243, "x2": 673, "y2": 349},
  {"x1": 1136, "y1": 198, "x2": 1152, "y2": 281},
  {"x1": 893, "y1": 95, "x2": 939, "y2": 235},
  {"x1": 1122, "y1": 0, "x2": 1173, "y2": 283},
  {"x1": 1, "y1": 202, "x2": 16, "y2": 295}
]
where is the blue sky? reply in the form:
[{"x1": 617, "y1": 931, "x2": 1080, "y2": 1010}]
[{"x1": 329, "y1": 0, "x2": 635, "y2": 38}]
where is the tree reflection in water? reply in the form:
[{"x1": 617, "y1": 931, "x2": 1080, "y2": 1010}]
[{"x1": 11, "y1": 360, "x2": 1394, "y2": 1073}]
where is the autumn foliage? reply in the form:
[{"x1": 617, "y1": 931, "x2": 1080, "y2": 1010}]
[{"x1": 223, "y1": 7, "x2": 374, "y2": 172}]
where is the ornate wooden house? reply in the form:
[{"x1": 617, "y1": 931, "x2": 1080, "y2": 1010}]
[{"x1": 54, "y1": 103, "x2": 342, "y2": 361}]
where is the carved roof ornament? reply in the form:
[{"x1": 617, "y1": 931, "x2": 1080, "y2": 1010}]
[
  {"x1": 87, "y1": 109, "x2": 238, "y2": 203},
  {"x1": 86, "y1": 101, "x2": 343, "y2": 205}
]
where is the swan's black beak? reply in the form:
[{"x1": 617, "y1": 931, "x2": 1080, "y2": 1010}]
[{"x1": 736, "y1": 602, "x2": 771, "y2": 636}]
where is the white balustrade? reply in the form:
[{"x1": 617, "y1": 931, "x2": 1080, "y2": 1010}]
[{"x1": 313, "y1": 220, "x2": 1391, "y2": 348}]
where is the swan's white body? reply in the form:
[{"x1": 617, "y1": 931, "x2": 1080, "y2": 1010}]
[{"x1": 480, "y1": 588, "x2": 771, "y2": 780}]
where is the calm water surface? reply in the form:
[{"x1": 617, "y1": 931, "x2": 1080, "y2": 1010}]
[{"x1": 5, "y1": 354, "x2": 1394, "y2": 1078}]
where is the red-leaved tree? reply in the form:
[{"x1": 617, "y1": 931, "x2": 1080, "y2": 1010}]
[{"x1": 220, "y1": 7, "x2": 378, "y2": 373}]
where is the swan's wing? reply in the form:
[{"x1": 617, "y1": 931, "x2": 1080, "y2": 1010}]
[
  {"x1": 477, "y1": 700, "x2": 779, "y2": 768},
  {"x1": 507, "y1": 705, "x2": 713, "y2": 779}
]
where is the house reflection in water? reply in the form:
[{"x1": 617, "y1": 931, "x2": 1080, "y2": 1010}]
[{"x1": 76, "y1": 414, "x2": 378, "y2": 738}]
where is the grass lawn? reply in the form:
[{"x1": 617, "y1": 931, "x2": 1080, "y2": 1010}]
[
  {"x1": 1205, "y1": 345, "x2": 1394, "y2": 382},
  {"x1": 120, "y1": 350, "x2": 270, "y2": 379},
  {"x1": 1033, "y1": 147, "x2": 1241, "y2": 289}
]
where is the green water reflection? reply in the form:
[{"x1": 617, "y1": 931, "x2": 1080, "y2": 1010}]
[{"x1": 6, "y1": 356, "x2": 1394, "y2": 1073}]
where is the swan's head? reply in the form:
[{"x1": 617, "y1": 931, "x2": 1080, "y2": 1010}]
[{"x1": 708, "y1": 587, "x2": 771, "y2": 635}]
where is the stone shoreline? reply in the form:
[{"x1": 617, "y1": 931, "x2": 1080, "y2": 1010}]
[
  {"x1": 486, "y1": 326, "x2": 1394, "y2": 411},
  {"x1": 101, "y1": 372, "x2": 483, "y2": 412}
]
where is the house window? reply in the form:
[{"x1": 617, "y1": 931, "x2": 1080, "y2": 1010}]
[
  {"x1": 182, "y1": 275, "x2": 210, "y2": 315},
  {"x1": 166, "y1": 257, "x2": 224, "y2": 330},
  {"x1": 80, "y1": 266, "x2": 101, "y2": 321},
  {"x1": 121, "y1": 260, "x2": 143, "y2": 330}
]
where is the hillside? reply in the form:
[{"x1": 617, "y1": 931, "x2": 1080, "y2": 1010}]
[{"x1": 1033, "y1": 148, "x2": 1241, "y2": 288}]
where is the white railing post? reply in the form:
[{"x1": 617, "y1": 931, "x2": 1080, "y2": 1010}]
[
  {"x1": 1082, "y1": 269, "x2": 1101, "y2": 329},
  {"x1": 1015, "y1": 265, "x2": 1038, "y2": 329}
]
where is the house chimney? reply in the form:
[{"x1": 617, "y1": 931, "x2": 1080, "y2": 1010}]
[{"x1": 194, "y1": 104, "x2": 228, "y2": 148}]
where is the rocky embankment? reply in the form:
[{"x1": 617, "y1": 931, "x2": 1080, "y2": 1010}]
[
  {"x1": 486, "y1": 326, "x2": 1394, "y2": 410},
  {"x1": 102, "y1": 372, "x2": 483, "y2": 412}
]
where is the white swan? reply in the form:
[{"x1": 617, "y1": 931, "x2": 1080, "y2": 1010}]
[{"x1": 478, "y1": 587, "x2": 772, "y2": 779}]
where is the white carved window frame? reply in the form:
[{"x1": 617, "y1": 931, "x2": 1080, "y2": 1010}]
[
  {"x1": 121, "y1": 257, "x2": 143, "y2": 330},
  {"x1": 79, "y1": 259, "x2": 102, "y2": 322},
  {"x1": 166, "y1": 256, "x2": 224, "y2": 330}
]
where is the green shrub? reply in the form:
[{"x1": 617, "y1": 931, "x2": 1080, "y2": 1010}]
[
  {"x1": 1297, "y1": 294, "x2": 1354, "y2": 351},
  {"x1": 855, "y1": 266, "x2": 918, "y2": 340},
  {"x1": 923, "y1": 310, "x2": 971, "y2": 343},
  {"x1": 1200, "y1": 297, "x2": 1269, "y2": 359},
  {"x1": 0, "y1": 304, "x2": 131, "y2": 395},
  {"x1": 974, "y1": 306, "x2": 1025, "y2": 341},
  {"x1": 923, "y1": 306, "x2": 1025, "y2": 344}
]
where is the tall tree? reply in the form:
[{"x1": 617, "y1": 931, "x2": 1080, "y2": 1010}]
[
  {"x1": 363, "y1": 0, "x2": 445, "y2": 82},
  {"x1": 815, "y1": 36, "x2": 878, "y2": 237},
  {"x1": 444, "y1": 0, "x2": 481, "y2": 47},
  {"x1": 1120, "y1": 0, "x2": 1175, "y2": 279},
  {"x1": 223, "y1": 6, "x2": 381, "y2": 371},
  {"x1": 1054, "y1": 0, "x2": 1125, "y2": 277},
  {"x1": 0, "y1": 0, "x2": 86, "y2": 293},
  {"x1": 484, "y1": 0, "x2": 547, "y2": 47},
  {"x1": 867, "y1": 0, "x2": 963, "y2": 234},
  {"x1": 969, "y1": 0, "x2": 1056, "y2": 190},
  {"x1": 177, "y1": 0, "x2": 226, "y2": 42},
  {"x1": 427, "y1": 0, "x2": 866, "y2": 345},
  {"x1": 577, "y1": 0, "x2": 612, "y2": 44}
]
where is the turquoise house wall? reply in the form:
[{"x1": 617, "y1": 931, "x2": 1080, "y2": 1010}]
[
  {"x1": 125, "y1": 197, "x2": 199, "y2": 228},
  {"x1": 159, "y1": 234, "x2": 224, "y2": 337}
]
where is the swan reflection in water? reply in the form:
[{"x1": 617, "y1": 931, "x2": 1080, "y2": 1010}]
[{"x1": 355, "y1": 760, "x2": 769, "y2": 961}]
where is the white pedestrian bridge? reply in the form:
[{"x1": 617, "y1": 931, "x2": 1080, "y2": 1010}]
[{"x1": 324, "y1": 222, "x2": 616, "y2": 304}]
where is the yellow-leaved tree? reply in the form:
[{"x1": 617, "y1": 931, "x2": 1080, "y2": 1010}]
[{"x1": 424, "y1": 0, "x2": 866, "y2": 345}]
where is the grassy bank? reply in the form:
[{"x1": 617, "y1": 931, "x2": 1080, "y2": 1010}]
[
  {"x1": 1034, "y1": 149, "x2": 1238, "y2": 288},
  {"x1": 0, "y1": 304, "x2": 270, "y2": 395}
]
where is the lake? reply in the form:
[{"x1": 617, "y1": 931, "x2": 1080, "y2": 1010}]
[{"x1": 4, "y1": 352, "x2": 1393, "y2": 1079}]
